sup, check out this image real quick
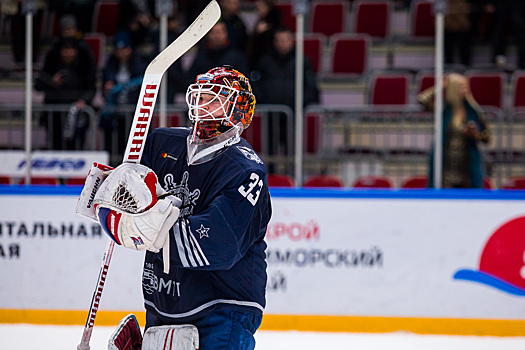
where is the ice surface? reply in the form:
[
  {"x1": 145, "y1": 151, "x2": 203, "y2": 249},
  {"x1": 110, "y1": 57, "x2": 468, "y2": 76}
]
[{"x1": 1, "y1": 324, "x2": 525, "y2": 350}]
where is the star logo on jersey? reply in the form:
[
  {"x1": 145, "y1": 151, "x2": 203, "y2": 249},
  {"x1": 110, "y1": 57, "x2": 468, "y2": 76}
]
[
  {"x1": 237, "y1": 146, "x2": 263, "y2": 164},
  {"x1": 196, "y1": 224, "x2": 210, "y2": 239}
]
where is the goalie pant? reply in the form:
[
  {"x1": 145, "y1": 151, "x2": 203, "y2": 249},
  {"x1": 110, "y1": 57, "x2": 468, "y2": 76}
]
[{"x1": 140, "y1": 127, "x2": 271, "y2": 326}]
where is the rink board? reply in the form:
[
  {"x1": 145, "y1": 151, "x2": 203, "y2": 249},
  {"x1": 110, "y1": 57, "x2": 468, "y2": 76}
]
[{"x1": 1, "y1": 186, "x2": 525, "y2": 335}]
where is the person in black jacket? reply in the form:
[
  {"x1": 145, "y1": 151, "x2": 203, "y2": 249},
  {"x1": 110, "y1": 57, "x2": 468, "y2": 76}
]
[
  {"x1": 44, "y1": 14, "x2": 96, "y2": 73},
  {"x1": 248, "y1": 0, "x2": 282, "y2": 68},
  {"x1": 484, "y1": 0, "x2": 525, "y2": 69},
  {"x1": 187, "y1": 22, "x2": 249, "y2": 85},
  {"x1": 253, "y1": 26, "x2": 319, "y2": 109},
  {"x1": 35, "y1": 37, "x2": 96, "y2": 150},
  {"x1": 252, "y1": 26, "x2": 319, "y2": 165},
  {"x1": 100, "y1": 30, "x2": 147, "y2": 164},
  {"x1": 117, "y1": 0, "x2": 155, "y2": 51},
  {"x1": 219, "y1": 0, "x2": 248, "y2": 51}
]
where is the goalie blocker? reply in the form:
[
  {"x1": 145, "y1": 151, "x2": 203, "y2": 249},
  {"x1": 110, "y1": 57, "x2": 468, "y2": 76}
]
[{"x1": 109, "y1": 314, "x2": 198, "y2": 350}]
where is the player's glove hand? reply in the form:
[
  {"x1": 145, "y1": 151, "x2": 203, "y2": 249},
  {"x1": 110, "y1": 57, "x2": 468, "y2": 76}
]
[
  {"x1": 93, "y1": 163, "x2": 181, "y2": 253},
  {"x1": 75, "y1": 162, "x2": 114, "y2": 221},
  {"x1": 96, "y1": 199, "x2": 180, "y2": 252}
]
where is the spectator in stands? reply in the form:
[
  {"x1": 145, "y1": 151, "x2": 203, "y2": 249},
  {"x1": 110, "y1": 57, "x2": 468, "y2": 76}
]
[
  {"x1": 45, "y1": 15, "x2": 96, "y2": 76},
  {"x1": 248, "y1": 0, "x2": 282, "y2": 68},
  {"x1": 219, "y1": 0, "x2": 248, "y2": 51},
  {"x1": 187, "y1": 21, "x2": 249, "y2": 84},
  {"x1": 252, "y1": 26, "x2": 319, "y2": 110},
  {"x1": 49, "y1": 0, "x2": 96, "y2": 34},
  {"x1": 418, "y1": 73, "x2": 490, "y2": 188},
  {"x1": 42, "y1": 14, "x2": 97, "y2": 148},
  {"x1": 251, "y1": 26, "x2": 319, "y2": 170},
  {"x1": 2, "y1": 0, "x2": 45, "y2": 66},
  {"x1": 444, "y1": 0, "x2": 473, "y2": 67},
  {"x1": 100, "y1": 30, "x2": 147, "y2": 164},
  {"x1": 117, "y1": 0, "x2": 155, "y2": 53},
  {"x1": 484, "y1": 0, "x2": 525, "y2": 69},
  {"x1": 35, "y1": 37, "x2": 96, "y2": 150}
]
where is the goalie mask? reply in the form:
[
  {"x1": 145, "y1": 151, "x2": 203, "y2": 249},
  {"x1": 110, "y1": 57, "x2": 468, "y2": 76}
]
[{"x1": 185, "y1": 66, "x2": 256, "y2": 165}]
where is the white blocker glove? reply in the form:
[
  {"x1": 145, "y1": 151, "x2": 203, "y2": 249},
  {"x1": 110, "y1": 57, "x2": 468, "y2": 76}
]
[{"x1": 93, "y1": 163, "x2": 181, "y2": 253}]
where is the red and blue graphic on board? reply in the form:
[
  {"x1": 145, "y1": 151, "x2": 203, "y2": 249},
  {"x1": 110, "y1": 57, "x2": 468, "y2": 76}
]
[{"x1": 454, "y1": 216, "x2": 525, "y2": 295}]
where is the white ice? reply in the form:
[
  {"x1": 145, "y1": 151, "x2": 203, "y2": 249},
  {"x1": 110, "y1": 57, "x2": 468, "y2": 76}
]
[{"x1": 1, "y1": 324, "x2": 525, "y2": 350}]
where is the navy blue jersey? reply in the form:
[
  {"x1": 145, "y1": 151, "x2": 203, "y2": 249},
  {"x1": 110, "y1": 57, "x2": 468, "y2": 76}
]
[{"x1": 140, "y1": 127, "x2": 271, "y2": 324}]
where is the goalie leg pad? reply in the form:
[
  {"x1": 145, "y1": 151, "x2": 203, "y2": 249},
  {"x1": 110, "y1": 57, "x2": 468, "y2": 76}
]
[
  {"x1": 142, "y1": 324, "x2": 199, "y2": 350},
  {"x1": 108, "y1": 314, "x2": 142, "y2": 350}
]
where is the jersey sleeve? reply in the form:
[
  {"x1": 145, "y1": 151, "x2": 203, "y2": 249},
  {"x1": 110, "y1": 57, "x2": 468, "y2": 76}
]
[{"x1": 169, "y1": 168, "x2": 269, "y2": 271}]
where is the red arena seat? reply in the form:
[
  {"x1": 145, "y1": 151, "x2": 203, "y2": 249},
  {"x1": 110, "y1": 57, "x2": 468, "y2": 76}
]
[
  {"x1": 401, "y1": 175, "x2": 428, "y2": 188},
  {"x1": 352, "y1": 175, "x2": 392, "y2": 188},
  {"x1": 482, "y1": 177, "x2": 494, "y2": 189},
  {"x1": 84, "y1": 32, "x2": 106, "y2": 68},
  {"x1": 0, "y1": 175, "x2": 11, "y2": 185},
  {"x1": 328, "y1": 34, "x2": 370, "y2": 77},
  {"x1": 310, "y1": 1, "x2": 348, "y2": 37},
  {"x1": 410, "y1": 0, "x2": 435, "y2": 39},
  {"x1": 20, "y1": 177, "x2": 60, "y2": 185},
  {"x1": 276, "y1": 3, "x2": 296, "y2": 32},
  {"x1": 65, "y1": 177, "x2": 87, "y2": 186},
  {"x1": 502, "y1": 177, "x2": 525, "y2": 190},
  {"x1": 466, "y1": 71, "x2": 506, "y2": 109},
  {"x1": 415, "y1": 71, "x2": 435, "y2": 94},
  {"x1": 303, "y1": 175, "x2": 344, "y2": 188},
  {"x1": 267, "y1": 174, "x2": 295, "y2": 188},
  {"x1": 303, "y1": 33, "x2": 326, "y2": 74},
  {"x1": 368, "y1": 72, "x2": 410, "y2": 105},
  {"x1": 305, "y1": 113, "x2": 321, "y2": 154},
  {"x1": 92, "y1": 1, "x2": 120, "y2": 37},
  {"x1": 242, "y1": 114, "x2": 262, "y2": 153},
  {"x1": 353, "y1": 1, "x2": 391, "y2": 39},
  {"x1": 511, "y1": 71, "x2": 525, "y2": 108}
]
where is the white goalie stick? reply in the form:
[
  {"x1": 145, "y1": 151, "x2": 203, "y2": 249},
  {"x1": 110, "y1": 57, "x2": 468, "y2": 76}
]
[{"x1": 76, "y1": 2, "x2": 221, "y2": 349}]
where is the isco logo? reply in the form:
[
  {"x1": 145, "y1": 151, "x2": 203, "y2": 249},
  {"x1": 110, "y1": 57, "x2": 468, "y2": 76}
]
[{"x1": 454, "y1": 216, "x2": 525, "y2": 296}]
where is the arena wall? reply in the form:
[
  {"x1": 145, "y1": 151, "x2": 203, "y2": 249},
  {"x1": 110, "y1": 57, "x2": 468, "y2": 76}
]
[{"x1": 1, "y1": 187, "x2": 525, "y2": 336}]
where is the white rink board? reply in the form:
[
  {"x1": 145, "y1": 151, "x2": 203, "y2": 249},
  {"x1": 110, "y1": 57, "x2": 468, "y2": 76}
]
[
  {"x1": 1, "y1": 189, "x2": 525, "y2": 320},
  {"x1": 264, "y1": 196, "x2": 525, "y2": 319},
  {"x1": 0, "y1": 195, "x2": 145, "y2": 311}
]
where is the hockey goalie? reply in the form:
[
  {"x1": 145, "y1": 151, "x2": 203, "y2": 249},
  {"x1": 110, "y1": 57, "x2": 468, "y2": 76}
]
[{"x1": 76, "y1": 66, "x2": 271, "y2": 350}]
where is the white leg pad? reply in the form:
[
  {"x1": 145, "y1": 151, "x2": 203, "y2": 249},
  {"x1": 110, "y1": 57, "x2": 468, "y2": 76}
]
[{"x1": 142, "y1": 324, "x2": 199, "y2": 350}]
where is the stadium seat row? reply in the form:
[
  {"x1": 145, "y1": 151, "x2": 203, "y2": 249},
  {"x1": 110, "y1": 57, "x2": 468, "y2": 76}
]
[{"x1": 267, "y1": 174, "x2": 525, "y2": 189}]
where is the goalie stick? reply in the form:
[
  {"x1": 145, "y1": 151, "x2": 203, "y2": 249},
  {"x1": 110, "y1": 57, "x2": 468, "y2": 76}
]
[{"x1": 76, "y1": 2, "x2": 221, "y2": 349}]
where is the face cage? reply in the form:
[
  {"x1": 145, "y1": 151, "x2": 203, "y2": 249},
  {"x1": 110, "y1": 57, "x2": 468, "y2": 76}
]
[{"x1": 186, "y1": 83, "x2": 239, "y2": 124}]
